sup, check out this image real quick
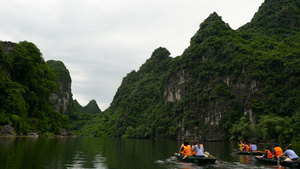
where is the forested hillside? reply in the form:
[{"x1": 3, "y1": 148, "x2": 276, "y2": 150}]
[
  {"x1": 46, "y1": 60, "x2": 101, "y2": 135},
  {"x1": 0, "y1": 41, "x2": 69, "y2": 135},
  {"x1": 1, "y1": 0, "x2": 299, "y2": 143},
  {"x1": 0, "y1": 43, "x2": 100, "y2": 136},
  {"x1": 79, "y1": 0, "x2": 300, "y2": 144}
]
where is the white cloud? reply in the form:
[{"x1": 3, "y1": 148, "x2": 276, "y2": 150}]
[{"x1": 0, "y1": 0, "x2": 264, "y2": 110}]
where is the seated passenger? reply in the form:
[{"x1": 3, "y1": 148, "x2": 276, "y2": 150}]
[
  {"x1": 181, "y1": 141, "x2": 192, "y2": 156},
  {"x1": 262, "y1": 147, "x2": 272, "y2": 158},
  {"x1": 186, "y1": 141, "x2": 204, "y2": 157},
  {"x1": 243, "y1": 142, "x2": 250, "y2": 152},
  {"x1": 280, "y1": 146, "x2": 299, "y2": 161},
  {"x1": 179, "y1": 140, "x2": 185, "y2": 155},
  {"x1": 238, "y1": 141, "x2": 244, "y2": 151},
  {"x1": 249, "y1": 142, "x2": 257, "y2": 151},
  {"x1": 271, "y1": 142, "x2": 283, "y2": 160},
  {"x1": 191, "y1": 142, "x2": 197, "y2": 155}
]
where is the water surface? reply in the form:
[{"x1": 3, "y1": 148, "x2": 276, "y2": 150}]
[{"x1": 0, "y1": 137, "x2": 299, "y2": 169}]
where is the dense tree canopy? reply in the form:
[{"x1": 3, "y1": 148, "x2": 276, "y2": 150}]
[
  {"x1": 1, "y1": 0, "x2": 299, "y2": 143},
  {"x1": 77, "y1": 0, "x2": 300, "y2": 143},
  {"x1": 0, "y1": 41, "x2": 69, "y2": 135}
]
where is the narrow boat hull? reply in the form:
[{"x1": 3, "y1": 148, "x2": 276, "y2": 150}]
[
  {"x1": 175, "y1": 154, "x2": 216, "y2": 164},
  {"x1": 234, "y1": 150, "x2": 264, "y2": 155},
  {"x1": 255, "y1": 156, "x2": 300, "y2": 168}
]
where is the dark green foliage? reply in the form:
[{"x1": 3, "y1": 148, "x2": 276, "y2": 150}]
[
  {"x1": 47, "y1": 60, "x2": 71, "y2": 90},
  {"x1": 77, "y1": 47, "x2": 172, "y2": 138},
  {"x1": 67, "y1": 100, "x2": 98, "y2": 135},
  {"x1": 291, "y1": 110, "x2": 300, "y2": 144},
  {"x1": 47, "y1": 60, "x2": 72, "y2": 115},
  {"x1": 3, "y1": 0, "x2": 299, "y2": 143},
  {"x1": 0, "y1": 41, "x2": 68, "y2": 135},
  {"x1": 84, "y1": 100, "x2": 101, "y2": 114},
  {"x1": 78, "y1": 0, "x2": 300, "y2": 142},
  {"x1": 256, "y1": 115, "x2": 292, "y2": 144},
  {"x1": 239, "y1": 0, "x2": 300, "y2": 38}
]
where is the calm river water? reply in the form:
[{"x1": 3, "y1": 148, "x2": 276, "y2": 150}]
[{"x1": 0, "y1": 137, "x2": 299, "y2": 169}]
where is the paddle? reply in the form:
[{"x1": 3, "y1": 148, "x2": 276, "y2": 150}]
[
  {"x1": 204, "y1": 151, "x2": 224, "y2": 164},
  {"x1": 179, "y1": 154, "x2": 188, "y2": 162},
  {"x1": 277, "y1": 156, "x2": 280, "y2": 166}
]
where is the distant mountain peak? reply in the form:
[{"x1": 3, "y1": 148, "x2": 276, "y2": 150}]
[
  {"x1": 138, "y1": 47, "x2": 171, "y2": 74},
  {"x1": 190, "y1": 12, "x2": 233, "y2": 45},
  {"x1": 149, "y1": 47, "x2": 171, "y2": 61},
  {"x1": 84, "y1": 99, "x2": 101, "y2": 113},
  {"x1": 239, "y1": 0, "x2": 300, "y2": 36}
]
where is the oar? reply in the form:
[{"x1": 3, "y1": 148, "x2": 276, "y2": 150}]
[
  {"x1": 179, "y1": 154, "x2": 188, "y2": 162},
  {"x1": 204, "y1": 151, "x2": 224, "y2": 163},
  {"x1": 277, "y1": 156, "x2": 281, "y2": 167}
]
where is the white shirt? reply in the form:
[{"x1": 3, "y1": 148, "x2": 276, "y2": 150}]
[
  {"x1": 281, "y1": 149, "x2": 299, "y2": 159},
  {"x1": 192, "y1": 144, "x2": 204, "y2": 156},
  {"x1": 250, "y1": 144, "x2": 257, "y2": 151}
]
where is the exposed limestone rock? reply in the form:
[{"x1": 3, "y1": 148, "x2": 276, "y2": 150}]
[
  {"x1": 47, "y1": 60, "x2": 72, "y2": 115},
  {"x1": 2, "y1": 41, "x2": 16, "y2": 54},
  {"x1": 164, "y1": 70, "x2": 189, "y2": 103},
  {"x1": 28, "y1": 131, "x2": 39, "y2": 137},
  {"x1": 0, "y1": 125, "x2": 15, "y2": 136},
  {"x1": 61, "y1": 128, "x2": 75, "y2": 137}
]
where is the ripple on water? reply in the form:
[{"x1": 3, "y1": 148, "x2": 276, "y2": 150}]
[{"x1": 155, "y1": 156, "x2": 287, "y2": 169}]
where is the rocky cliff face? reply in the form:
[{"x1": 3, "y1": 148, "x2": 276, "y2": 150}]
[
  {"x1": 163, "y1": 69, "x2": 189, "y2": 102},
  {"x1": 80, "y1": 0, "x2": 300, "y2": 141},
  {"x1": 2, "y1": 41, "x2": 16, "y2": 54},
  {"x1": 47, "y1": 60, "x2": 72, "y2": 115}
]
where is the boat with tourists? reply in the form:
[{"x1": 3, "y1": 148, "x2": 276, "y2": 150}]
[
  {"x1": 255, "y1": 156, "x2": 300, "y2": 168},
  {"x1": 175, "y1": 153, "x2": 217, "y2": 164}
]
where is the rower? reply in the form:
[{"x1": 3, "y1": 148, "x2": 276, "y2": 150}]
[{"x1": 279, "y1": 146, "x2": 299, "y2": 161}]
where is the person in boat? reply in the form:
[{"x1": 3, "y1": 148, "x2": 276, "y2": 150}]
[
  {"x1": 181, "y1": 141, "x2": 193, "y2": 157},
  {"x1": 243, "y1": 142, "x2": 250, "y2": 152},
  {"x1": 199, "y1": 142, "x2": 205, "y2": 152},
  {"x1": 249, "y1": 142, "x2": 257, "y2": 151},
  {"x1": 271, "y1": 142, "x2": 283, "y2": 160},
  {"x1": 238, "y1": 141, "x2": 244, "y2": 151},
  {"x1": 185, "y1": 141, "x2": 205, "y2": 157},
  {"x1": 262, "y1": 147, "x2": 272, "y2": 159},
  {"x1": 279, "y1": 146, "x2": 299, "y2": 161},
  {"x1": 179, "y1": 140, "x2": 184, "y2": 154},
  {"x1": 191, "y1": 142, "x2": 197, "y2": 155}
]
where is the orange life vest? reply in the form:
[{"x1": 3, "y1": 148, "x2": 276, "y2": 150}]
[
  {"x1": 265, "y1": 149, "x2": 272, "y2": 158},
  {"x1": 244, "y1": 144, "x2": 250, "y2": 152},
  {"x1": 183, "y1": 145, "x2": 192, "y2": 156},
  {"x1": 273, "y1": 146, "x2": 283, "y2": 157},
  {"x1": 180, "y1": 144, "x2": 184, "y2": 154}
]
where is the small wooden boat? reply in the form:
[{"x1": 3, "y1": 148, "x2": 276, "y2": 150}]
[
  {"x1": 255, "y1": 156, "x2": 300, "y2": 168},
  {"x1": 175, "y1": 153, "x2": 216, "y2": 164},
  {"x1": 233, "y1": 150, "x2": 264, "y2": 155}
]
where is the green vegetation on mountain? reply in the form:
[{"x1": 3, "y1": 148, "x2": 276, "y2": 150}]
[
  {"x1": 0, "y1": 41, "x2": 69, "y2": 135},
  {"x1": 0, "y1": 0, "x2": 299, "y2": 144},
  {"x1": 47, "y1": 60, "x2": 72, "y2": 115},
  {"x1": 78, "y1": 0, "x2": 300, "y2": 143},
  {"x1": 46, "y1": 60, "x2": 101, "y2": 135}
]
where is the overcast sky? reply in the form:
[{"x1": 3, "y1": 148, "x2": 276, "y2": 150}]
[{"x1": 0, "y1": 0, "x2": 264, "y2": 110}]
